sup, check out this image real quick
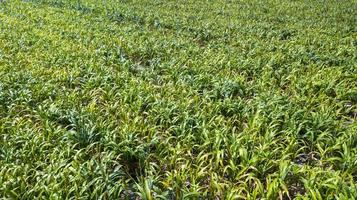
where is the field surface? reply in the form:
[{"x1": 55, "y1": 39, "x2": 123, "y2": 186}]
[{"x1": 0, "y1": 0, "x2": 357, "y2": 199}]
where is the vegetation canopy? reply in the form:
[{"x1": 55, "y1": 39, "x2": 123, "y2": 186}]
[{"x1": 0, "y1": 0, "x2": 356, "y2": 199}]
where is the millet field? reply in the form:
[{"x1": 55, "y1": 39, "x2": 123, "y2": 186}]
[{"x1": 0, "y1": 0, "x2": 356, "y2": 199}]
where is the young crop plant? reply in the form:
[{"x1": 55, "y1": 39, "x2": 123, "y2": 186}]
[{"x1": 0, "y1": 0, "x2": 356, "y2": 199}]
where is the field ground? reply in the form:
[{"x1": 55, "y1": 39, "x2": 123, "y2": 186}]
[{"x1": 0, "y1": 0, "x2": 356, "y2": 199}]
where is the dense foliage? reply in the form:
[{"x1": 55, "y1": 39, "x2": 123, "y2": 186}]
[{"x1": 0, "y1": 0, "x2": 356, "y2": 199}]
